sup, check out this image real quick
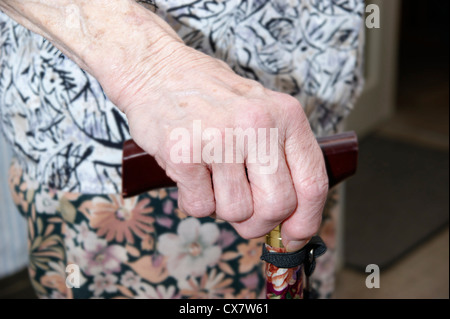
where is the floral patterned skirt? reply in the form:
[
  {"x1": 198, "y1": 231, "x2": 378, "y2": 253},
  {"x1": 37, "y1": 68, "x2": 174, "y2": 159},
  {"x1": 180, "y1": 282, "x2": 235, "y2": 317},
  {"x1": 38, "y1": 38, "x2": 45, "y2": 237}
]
[{"x1": 8, "y1": 160, "x2": 339, "y2": 299}]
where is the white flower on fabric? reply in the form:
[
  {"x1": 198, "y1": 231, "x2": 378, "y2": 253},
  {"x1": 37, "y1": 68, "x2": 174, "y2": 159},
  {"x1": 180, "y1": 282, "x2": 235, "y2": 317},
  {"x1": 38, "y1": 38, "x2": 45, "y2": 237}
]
[
  {"x1": 66, "y1": 245, "x2": 88, "y2": 271},
  {"x1": 88, "y1": 273, "x2": 118, "y2": 297},
  {"x1": 157, "y1": 218, "x2": 221, "y2": 281},
  {"x1": 135, "y1": 283, "x2": 179, "y2": 299},
  {"x1": 120, "y1": 270, "x2": 143, "y2": 291},
  {"x1": 64, "y1": 224, "x2": 95, "y2": 270},
  {"x1": 83, "y1": 236, "x2": 128, "y2": 276},
  {"x1": 35, "y1": 191, "x2": 59, "y2": 214},
  {"x1": 74, "y1": 221, "x2": 97, "y2": 245}
]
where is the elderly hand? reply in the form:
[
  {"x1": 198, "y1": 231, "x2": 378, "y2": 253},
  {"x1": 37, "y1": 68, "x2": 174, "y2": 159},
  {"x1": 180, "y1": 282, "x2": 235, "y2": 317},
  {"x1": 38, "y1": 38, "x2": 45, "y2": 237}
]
[
  {"x1": 1, "y1": 0, "x2": 328, "y2": 251},
  {"x1": 112, "y1": 42, "x2": 328, "y2": 251}
]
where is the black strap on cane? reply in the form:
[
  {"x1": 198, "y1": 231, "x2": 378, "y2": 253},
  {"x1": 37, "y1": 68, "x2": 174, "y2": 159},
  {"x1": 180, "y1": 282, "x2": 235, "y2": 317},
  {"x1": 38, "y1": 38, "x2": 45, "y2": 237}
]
[{"x1": 260, "y1": 236, "x2": 327, "y2": 298}]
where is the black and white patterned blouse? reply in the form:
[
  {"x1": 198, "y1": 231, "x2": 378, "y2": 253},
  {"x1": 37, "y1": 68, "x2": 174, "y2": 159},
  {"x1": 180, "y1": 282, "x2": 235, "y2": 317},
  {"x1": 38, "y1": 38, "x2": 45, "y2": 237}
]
[{"x1": 0, "y1": 0, "x2": 365, "y2": 194}]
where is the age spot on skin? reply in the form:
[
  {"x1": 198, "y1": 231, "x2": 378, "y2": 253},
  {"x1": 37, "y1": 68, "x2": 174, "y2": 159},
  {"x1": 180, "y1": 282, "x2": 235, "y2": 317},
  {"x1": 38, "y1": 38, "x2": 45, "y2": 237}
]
[{"x1": 125, "y1": 10, "x2": 145, "y2": 26}]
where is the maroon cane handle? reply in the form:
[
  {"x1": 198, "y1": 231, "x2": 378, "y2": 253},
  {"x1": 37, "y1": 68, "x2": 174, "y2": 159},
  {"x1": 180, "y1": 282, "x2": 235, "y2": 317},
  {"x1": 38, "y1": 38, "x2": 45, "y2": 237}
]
[{"x1": 121, "y1": 131, "x2": 358, "y2": 198}]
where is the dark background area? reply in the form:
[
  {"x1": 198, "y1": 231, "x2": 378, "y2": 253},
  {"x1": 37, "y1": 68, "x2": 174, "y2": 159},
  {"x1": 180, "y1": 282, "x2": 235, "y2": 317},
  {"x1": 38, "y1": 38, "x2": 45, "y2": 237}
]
[{"x1": 344, "y1": 0, "x2": 449, "y2": 271}]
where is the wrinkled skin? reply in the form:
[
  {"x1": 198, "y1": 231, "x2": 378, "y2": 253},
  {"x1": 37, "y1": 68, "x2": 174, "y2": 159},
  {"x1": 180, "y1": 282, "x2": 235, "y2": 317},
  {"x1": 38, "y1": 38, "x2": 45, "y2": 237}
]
[{"x1": 0, "y1": 0, "x2": 328, "y2": 251}]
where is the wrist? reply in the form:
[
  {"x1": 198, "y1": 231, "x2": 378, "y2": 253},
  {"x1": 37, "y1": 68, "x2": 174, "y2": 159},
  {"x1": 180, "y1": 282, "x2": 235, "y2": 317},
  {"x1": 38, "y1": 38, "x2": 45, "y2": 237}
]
[
  {"x1": 0, "y1": 0, "x2": 184, "y2": 110},
  {"x1": 66, "y1": 1, "x2": 186, "y2": 108},
  {"x1": 93, "y1": 30, "x2": 186, "y2": 111}
]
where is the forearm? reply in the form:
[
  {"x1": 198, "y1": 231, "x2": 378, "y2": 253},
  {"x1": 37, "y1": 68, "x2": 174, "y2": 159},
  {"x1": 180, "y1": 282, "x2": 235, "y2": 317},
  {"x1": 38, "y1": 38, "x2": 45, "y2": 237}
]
[{"x1": 0, "y1": 0, "x2": 184, "y2": 107}]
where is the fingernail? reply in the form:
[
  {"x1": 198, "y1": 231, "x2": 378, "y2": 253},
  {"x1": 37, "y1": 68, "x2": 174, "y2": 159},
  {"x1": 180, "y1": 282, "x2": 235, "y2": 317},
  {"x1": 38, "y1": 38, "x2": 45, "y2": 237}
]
[{"x1": 286, "y1": 240, "x2": 308, "y2": 252}]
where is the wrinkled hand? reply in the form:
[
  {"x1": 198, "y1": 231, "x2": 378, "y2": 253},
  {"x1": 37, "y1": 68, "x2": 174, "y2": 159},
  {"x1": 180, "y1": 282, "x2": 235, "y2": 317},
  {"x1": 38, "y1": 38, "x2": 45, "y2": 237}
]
[
  {"x1": 103, "y1": 42, "x2": 328, "y2": 251},
  {"x1": 0, "y1": 0, "x2": 327, "y2": 251}
]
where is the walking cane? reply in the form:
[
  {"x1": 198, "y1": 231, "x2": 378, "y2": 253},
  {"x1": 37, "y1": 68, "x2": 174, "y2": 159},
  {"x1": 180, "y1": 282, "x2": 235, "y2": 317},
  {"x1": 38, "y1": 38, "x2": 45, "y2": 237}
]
[{"x1": 121, "y1": 131, "x2": 358, "y2": 299}]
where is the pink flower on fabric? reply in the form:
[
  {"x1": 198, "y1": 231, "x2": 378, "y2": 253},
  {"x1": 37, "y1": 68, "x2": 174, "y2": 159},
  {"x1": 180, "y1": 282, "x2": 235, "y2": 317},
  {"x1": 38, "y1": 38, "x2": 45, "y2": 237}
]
[{"x1": 83, "y1": 236, "x2": 127, "y2": 276}]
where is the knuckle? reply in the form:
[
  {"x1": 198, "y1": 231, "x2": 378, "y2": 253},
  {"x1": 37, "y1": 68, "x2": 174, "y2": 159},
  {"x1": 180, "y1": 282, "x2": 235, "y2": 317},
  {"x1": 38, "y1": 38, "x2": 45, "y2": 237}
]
[
  {"x1": 259, "y1": 189, "x2": 297, "y2": 220},
  {"x1": 236, "y1": 102, "x2": 275, "y2": 129},
  {"x1": 275, "y1": 93, "x2": 303, "y2": 116},
  {"x1": 217, "y1": 198, "x2": 253, "y2": 222},
  {"x1": 299, "y1": 174, "x2": 329, "y2": 203},
  {"x1": 282, "y1": 196, "x2": 298, "y2": 216},
  {"x1": 179, "y1": 198, "x2": 215, "y2": 218},
  {"x1": 279, "y1": 187, "x2": 299, "y2": 212},
  {"x1": 255, "y1": 201, "x2": 284, "y2": 226},
  {"x1": 255, "y1": 202, "x2": 279, "y2": 224},
  {"x1": 277, "y1": 94, "x2": 310, "y2": 136},
  {"x1": 283, "y1": 94, "x2": 303, "y2": 110}
]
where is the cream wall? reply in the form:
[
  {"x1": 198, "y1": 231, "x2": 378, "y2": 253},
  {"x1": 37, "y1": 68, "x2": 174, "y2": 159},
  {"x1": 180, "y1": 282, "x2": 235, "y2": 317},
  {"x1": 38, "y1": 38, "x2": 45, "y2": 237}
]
[{"x1": 345, "y1": 0, "x2": 402, "y2": 137}]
